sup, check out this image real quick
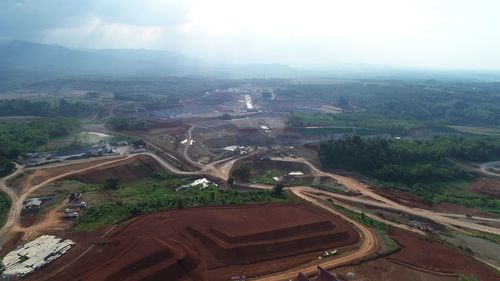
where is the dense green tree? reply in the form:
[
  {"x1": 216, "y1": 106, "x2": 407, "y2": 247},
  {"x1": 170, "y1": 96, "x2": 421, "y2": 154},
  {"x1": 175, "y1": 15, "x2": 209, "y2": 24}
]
[
  {"x1": 0, "y1": 98, "x2": 91, "y2": 117},
  {"x1": 286, "y1": 115, "x2": 305, "y2": 128},
  {"x1": 232, "y1": 166, "x2": 251, "y2": 181},
  {"x1": 0, "y1": 118, "x2": 80, "y2": 176},
  {"x1": 319, "y1": 135, "x2": 500, "y2": 184},
  {"x1": 458, "y1": 275, "x2": 479, "y2": 281},
  {"x1": 107, "y1": 117, "x2": 147, "y2": 131},
  {"x1": 273, "y1": 182, "x2": 285, "y2": 195},
  {"x1": 103, "y1": 178, "x2": 119, "y2": 190}
]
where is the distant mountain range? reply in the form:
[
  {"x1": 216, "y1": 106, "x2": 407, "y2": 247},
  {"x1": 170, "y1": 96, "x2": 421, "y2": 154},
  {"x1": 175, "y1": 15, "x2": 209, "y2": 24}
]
[
  {"x1": 0, "y1": 41, "x2": 295, "y2": 77},
  {"x1": 1, "y1": 41, "x2": 499, "y2": 83}
]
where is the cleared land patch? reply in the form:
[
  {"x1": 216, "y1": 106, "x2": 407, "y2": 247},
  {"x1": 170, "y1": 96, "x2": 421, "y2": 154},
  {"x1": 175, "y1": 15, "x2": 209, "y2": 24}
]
[{"x1": 32, "y1": 204, "x2": 360, "y2": 281}]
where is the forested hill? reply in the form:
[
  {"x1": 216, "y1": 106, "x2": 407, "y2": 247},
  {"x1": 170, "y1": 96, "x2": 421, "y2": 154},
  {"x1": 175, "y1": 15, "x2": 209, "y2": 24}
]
[
  {"x1": 0, "y1": 99, "x2": 91, "y2": 117},
  {"x1": 0, "y1": 41, "x2": 192, "y2": 76},
  {"x1": 319, "y1": 135, "x2": 500, "y2": 184},
  {"x1": 278, "y1": 82, "x2": 500, "y2": 127},
  {"x1": 0, "y1": 41, "x2": 295, "y2": 79},
  {"x1": 0, "y1": 118, "x2": 80, "y2": 176}
]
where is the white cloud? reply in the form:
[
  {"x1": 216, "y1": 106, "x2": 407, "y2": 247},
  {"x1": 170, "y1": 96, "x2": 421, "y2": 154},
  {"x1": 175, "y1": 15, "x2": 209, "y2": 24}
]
[
  {"x1": 41, "y1": 17, "x2": 168, "y2": 49},
  {"x1": 30, "y1": 0, "x2": 500, "y2": 69}
]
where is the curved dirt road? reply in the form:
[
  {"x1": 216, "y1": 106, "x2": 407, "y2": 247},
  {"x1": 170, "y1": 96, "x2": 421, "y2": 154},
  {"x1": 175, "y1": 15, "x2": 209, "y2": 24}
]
[
  {"x1": 480, "y1": 160, "x2": 500, "y2": 177},
  {"x1": 182, "y1": 125, "x2": 203, "y2": 169},
  {"x1": 1, "y1": 149, "x2": 499, "y2": 280},
  {"x1": 0, "y1": 153, "x2": 195, "y2": 242},
  {"x1": 0, "y1": 152, "x2": 380, "y2": 281},
  {"x1": 253, "y1": 187, "x2": 378, "y2": 281},
  {"x1": 0, "y1": 164, "x2": 24, "y2": 241},
  {"x1": 267, "y1": 157, "x2": 500, "y2": 235},
  {"x1": 448, "y1": 158, "x2": 500, "y2": 178},
  {"x1": 270, "y1": 157, "x2": 397, "y2": 205},
  {"x1": 0, "y1": 150, "x2": 245, "y2": 242}
]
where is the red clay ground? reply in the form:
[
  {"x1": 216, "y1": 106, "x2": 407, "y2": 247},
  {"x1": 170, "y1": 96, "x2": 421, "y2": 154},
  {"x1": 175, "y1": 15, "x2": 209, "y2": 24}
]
[
  {"x1": 12, "y1": 157, "x2": 128, "y2": 192},
  {"x1": 66, "y1": 155, "x2": 161, "y2": 184},
  {"x1": 387, "y1": 229, "x2": 499, "y2": 281},
  {"x1": 27, "y1": 203, "x2": 360, "y2": 281},
  {"x1": 470, "y1": 178, "x2": 500, "y2": 199},
  {"x1": 371, "y1": 188, "x2": 430, "y2": 209},
  {"x1": 373, "y1": 187, "x2": 499, "y2": 218},
  {"x1": 334, "y1": 228, "x2": 500, "y2": 281}
]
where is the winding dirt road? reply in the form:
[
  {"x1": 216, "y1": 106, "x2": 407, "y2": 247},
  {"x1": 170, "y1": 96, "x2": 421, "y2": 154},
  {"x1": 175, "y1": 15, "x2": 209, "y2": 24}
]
[
  {"x1": 0, "y1": 164, "x2": 24, "y2": 241},
  {"x1": 267, "y1": 157, "x2": 500, "y2": 235},
  {"x1": 182, "y1": 125, "x2": 203, "y2": 169},
  {"x1": 448, "y1": 158, "x2": 500, "y2": 178},
  {"x1": 252, "y1": 187, "x2": 379, "y2": 281},
  {"x1": 1, "y1": 148, "x2": 500, "y2": 280},
  {"x1": 0, "y1": 150, "x2": 251, "y2": 243}
]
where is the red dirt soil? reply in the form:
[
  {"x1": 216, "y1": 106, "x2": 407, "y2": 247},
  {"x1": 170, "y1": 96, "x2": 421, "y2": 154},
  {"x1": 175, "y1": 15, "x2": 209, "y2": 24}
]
[
  {"x1": 30, "y1": 204, "x2": 359, "y2": 281},
  {"x1": 373, "y1": 187, "x2": 499, "y2": 218},
  {"x1": 470, "y1": 179, "x2": 500, "y2": 199},
  {"x1": 65, "y1": 155, "x2": 160, "y2": 184},
  {"x1": 372, "y1": 188, "x2": 430, "y2": 209},
  {"x1": 333, "y1": 228, "x2": 500, "y2": 281},
  {"x1": 388, "y1": 229, "x2": 500, "y2": 281},
  {"x1": 16, "y1": 157, "x2": 128, "y2": 189}
]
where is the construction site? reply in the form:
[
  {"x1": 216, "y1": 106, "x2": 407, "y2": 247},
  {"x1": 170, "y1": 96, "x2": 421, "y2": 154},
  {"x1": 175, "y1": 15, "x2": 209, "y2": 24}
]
[
  {"x1": 22, "y1": 204, "x2": 359, "y2": 281},
  {"x1": 1, "y1": 85, "x2": 500, "y2": 281}
]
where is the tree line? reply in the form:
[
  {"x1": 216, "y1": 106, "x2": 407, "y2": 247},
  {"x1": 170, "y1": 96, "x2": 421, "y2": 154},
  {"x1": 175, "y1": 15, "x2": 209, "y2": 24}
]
[
  {"x1": 278, "y1": 81, "x2": 500, "y2": 127},
  {"x1": 320, "y1": 135, "x2": 500, "y2": 184},
  {"x1": 0, "y1": 118, "x2": 80, "y2": 176},
  {"x1": 0, "y1": 98, "x2": 92, "y2": 117},
  {"x1": 107, "y1": 117, "x2": 148, "y2": 131},
  {"x1": 76, "y1": 185, "x2": 285, "y2": 231}
]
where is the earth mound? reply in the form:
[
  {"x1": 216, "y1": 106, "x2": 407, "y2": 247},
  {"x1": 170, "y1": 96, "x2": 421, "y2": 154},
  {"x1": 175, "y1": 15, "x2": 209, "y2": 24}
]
[
  {"x1": 39, "y1": 204, "x2": 359, "y2": 281},
  {"x1": 67, "y1": 155, "x2": 160, "y2": 183}
]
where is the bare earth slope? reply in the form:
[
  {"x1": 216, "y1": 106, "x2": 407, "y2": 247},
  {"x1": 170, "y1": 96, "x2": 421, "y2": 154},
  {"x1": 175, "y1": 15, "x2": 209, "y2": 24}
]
[{"x1": 26, "y1": 204, "x2": 359, "y2": 281}]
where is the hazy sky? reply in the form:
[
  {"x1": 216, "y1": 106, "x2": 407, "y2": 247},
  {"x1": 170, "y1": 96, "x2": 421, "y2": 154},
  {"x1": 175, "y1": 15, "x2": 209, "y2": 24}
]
[{"x1": 1, "y1": 0, "x2": 500, "y2": 69}]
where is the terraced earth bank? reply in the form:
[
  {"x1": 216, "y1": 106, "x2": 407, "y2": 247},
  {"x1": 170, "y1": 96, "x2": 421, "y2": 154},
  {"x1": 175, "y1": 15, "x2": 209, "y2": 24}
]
[
  {"x1": 32, "y1": 203, "x2": 359, "y2": 281},
  {"x1": 65, "y1": 155, "x2": 161, "y2": 184}
]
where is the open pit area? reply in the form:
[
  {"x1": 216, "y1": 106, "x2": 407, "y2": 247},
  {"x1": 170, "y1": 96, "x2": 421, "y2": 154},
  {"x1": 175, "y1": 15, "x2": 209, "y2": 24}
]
[{"x1": 26, "y1": 203, "x2": 360, "y2": 281}]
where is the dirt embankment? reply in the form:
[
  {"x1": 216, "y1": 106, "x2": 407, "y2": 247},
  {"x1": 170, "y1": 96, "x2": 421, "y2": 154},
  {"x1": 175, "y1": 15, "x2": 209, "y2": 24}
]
[
  {"x1": 334, "y1": 228, "x2": 500, "y2": 281},
  {"x1": 12, "y1": 158, "x2": 127, "y2": 192},
  {"x1": 470, "y1": 179, "x2": 500, "y2": 199},
  {"x1": 30, "y1": 203, "x2": 359, "y2": 281},
  {"x1": 373, "y1": 186, "x2": 499, "y2": 218},
  {"x1": 372, "y1": 188, "x2": 430, "y2": 209},
  {"x1": 387, "y1": 229, "x2": 500, "y2": 281},
  {"x1": 65, "y1": 155, "x2": 161, "y2": 184}
]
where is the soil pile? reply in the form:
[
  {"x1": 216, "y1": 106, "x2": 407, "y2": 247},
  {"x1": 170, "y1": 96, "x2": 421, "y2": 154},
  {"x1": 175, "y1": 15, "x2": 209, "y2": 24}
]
[
  {"x1": 67, "y1": 155, "x2": 160, "y2": 183},
  {"x1": 39, "y1": 204, "x2": 359, "y2": 281}
]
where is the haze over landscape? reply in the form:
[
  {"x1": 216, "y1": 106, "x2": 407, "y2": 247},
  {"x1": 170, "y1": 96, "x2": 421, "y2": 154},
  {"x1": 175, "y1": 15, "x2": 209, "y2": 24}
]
[
  {"x1": 1, "y1": 1, "x2": 500, "y2": 281},
  {"x1": 1, "y1": 0, "x2": 500, "y2": 70}
]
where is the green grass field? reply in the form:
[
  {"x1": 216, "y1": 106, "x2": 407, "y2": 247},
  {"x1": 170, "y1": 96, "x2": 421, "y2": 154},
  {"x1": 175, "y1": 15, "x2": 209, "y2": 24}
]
[
  {"x1": 290, "y1": 112, "x2": 422, "y2": 135},
  {"x1": 74, "y1": 174, "x2": 289, "y2": 231},
  {"x1": 250, "y1": 169, "x2": 284, "y2": 185}
]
